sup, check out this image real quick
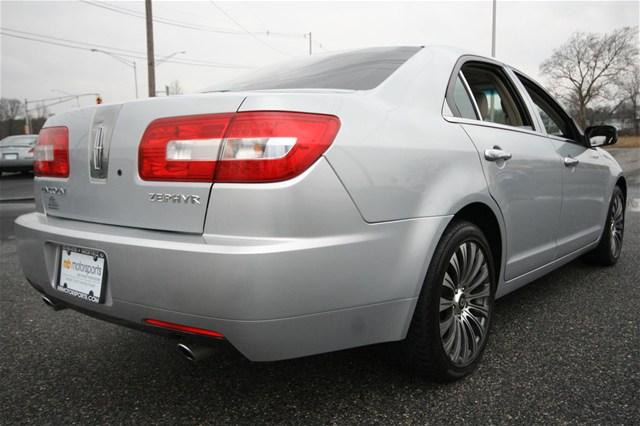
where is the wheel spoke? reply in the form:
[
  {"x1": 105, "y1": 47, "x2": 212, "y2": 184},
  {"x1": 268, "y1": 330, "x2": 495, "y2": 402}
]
[
  {"x1": 450, "y1": 252, "x2": 461, "y2": 285},
  {"x1": 466, "y1": 266, "x2": 488, "y2": 293},
  {"x1": 442, "y1": 273, "x2": 456, "y2": 292},
  {"x1": 467, "y1": 286, "x2": 490, "y2": 301},
  {"x1": 466, "y1": 250, "x2": 485, "y2": 289},
  {"x1": 443, "y1": 320, "x2": 457, "y2": 352},
  {"x1": 450, "y1": 320, "x2": 462, "y2": 362},
  {"x1": 467, "y1": 301, "x2": 489, "y2": 317},
  {"x1": 465, "y1": 310, "x2": 486, "y2": 342},
  {"x1": 440, "y1": 297, "x2": 454, "y2": 312},
  {"x1": 458, "y1": 243, "x2": 469, "y2": 284},
  {"x1": 440, "y1": 313, "x2": 454, "y2": 336},
  {"x1": 461, "y1": 315, "x2": 477, "y2": 360}
]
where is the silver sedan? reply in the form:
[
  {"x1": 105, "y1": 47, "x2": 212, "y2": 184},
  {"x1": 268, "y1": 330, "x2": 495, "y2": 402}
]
[
  {"x1": 15, "y1": 46, "x2": 626, "y2": 381},
  {"x1": 0, "y1": 134, "x2": 37, "y2": 174}
]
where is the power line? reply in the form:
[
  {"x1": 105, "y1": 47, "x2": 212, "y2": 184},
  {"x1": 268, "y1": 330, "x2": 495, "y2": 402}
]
[
  {"x1": 2, "y1": 27, "x2": 145, "y2": 56},
  {"x1": 79, "y1": 0, "x2": 326, "y2": 48},
  {"x1": 0, "y1": 29, "x2": 253, "y2": 69},
  {"x1": 81, "y1": 0, "x2": 290, "y2": 38},
  {"x1": 208, "y1": 1, "x2": 291, "y2": 56}
]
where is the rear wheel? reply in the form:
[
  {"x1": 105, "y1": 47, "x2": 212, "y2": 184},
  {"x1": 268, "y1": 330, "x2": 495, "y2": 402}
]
[
  {"x1": 402, "y1": 220, "x2": 496, "y2": 382},
  {"x1": 584, "y1": 186, "x2": 625, "y2": 266}
]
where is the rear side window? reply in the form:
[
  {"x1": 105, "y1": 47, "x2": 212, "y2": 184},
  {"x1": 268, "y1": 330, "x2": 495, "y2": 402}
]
[
  {"x1": 204, "y1": 46, "x2": 421, "y2": 92},
  {"x1": 460, "y1": 63, "x2": 532, "y2": 128},
  {"x1": 517, "y1": 74, "x2": 577, "y2": 141},
  {"x1": 452, "y1": 74, "x2": 478, "y2": 120}
]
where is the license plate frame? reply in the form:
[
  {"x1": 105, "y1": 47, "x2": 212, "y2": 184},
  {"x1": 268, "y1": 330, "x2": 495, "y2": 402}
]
[{"x1": 56, "y1": 245, "x2": 107, "y2": 304}]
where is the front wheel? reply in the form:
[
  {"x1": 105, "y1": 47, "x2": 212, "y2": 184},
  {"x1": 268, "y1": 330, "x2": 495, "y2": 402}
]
[
  {"x1": 584, "y1": 186, "x2": 625, "y2": 266},
  {"x1": 402, "y1": 220, "x2": 496, "y2": 382}
]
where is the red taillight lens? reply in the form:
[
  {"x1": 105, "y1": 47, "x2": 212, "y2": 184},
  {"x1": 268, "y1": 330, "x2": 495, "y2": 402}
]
[
  {"x1": 217, "y1": 111, "x2": 341, "y2": 183},
  {"x1": 34, "y1": 127, "x2": 69, "y2": 178},
  {"x1": 143, "y1": 319, "x2": 224, "y2": 339},
  {"x1": 139, "y1": 113, "x2": 233, "y2": 182},
  {"x1": 138, "y1": 111, "x2": 340, "y2": 183}
]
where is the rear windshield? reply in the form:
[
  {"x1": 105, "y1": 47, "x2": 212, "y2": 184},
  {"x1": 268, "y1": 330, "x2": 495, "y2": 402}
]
[
  {"x1": 0, "y1": 136, "x2": 37, "y2": 147},
  {"x1": 205, "y1": 46, "x2": 421, "y2": 92}
]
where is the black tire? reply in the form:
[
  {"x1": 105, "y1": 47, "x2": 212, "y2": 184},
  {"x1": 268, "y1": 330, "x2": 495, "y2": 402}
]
[
  {"x1": 583, "y1": 186, "x2": 625, "y2": 266},
  {"x1": 401, "y1": 220, "x2": 496, "y2": 382}
]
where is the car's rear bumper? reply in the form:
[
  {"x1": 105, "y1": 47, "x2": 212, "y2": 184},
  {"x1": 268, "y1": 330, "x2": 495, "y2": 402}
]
[
  {"x1": 0, "y1": 159, "x2": 33, "y2": 170},
  {"x1": 15, "y1": 211, "x2": 450, "y2": 361}
]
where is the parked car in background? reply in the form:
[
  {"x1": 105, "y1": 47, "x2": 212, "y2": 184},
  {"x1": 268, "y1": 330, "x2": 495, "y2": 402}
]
[
  {"x1": 0, "y1": 134, "x2": 38, "y2": 174},
  {"x1": 15, "y1": 46, "x2": 626, "y2": 381}
]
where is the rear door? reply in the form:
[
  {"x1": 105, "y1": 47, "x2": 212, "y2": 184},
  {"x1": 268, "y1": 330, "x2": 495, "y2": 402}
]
[
  {"x1": 447, "y1": 60, "x2": 563, "y2": 281},
  {"x1": 515, "y1": 73, "x2": 609, "y2": 256},
  {"x1": 36, "y1": 93, "x2": 247, "y2": 234}
]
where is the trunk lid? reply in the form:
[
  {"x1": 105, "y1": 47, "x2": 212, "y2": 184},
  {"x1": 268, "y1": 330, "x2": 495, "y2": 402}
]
[{"x1": 36, "y1": 93, "x2": 247, "y2": 234}]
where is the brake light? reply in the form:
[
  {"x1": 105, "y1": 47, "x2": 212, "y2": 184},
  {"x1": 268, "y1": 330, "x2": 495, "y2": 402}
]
[
  {"x1": 34, "y1": 127, "x2": 69, "y2": 178},
  {"x1": 138, "y1": 111, "x2": 340, "y2": 182},
  {"x1": 139, "y1": 114, "x2": 232, "y2": 182}
]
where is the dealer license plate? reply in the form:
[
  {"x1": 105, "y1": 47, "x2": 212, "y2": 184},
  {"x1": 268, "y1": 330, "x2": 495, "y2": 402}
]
[{"x1": 57, "y1": 246, "x2": 106, "y2": 304}]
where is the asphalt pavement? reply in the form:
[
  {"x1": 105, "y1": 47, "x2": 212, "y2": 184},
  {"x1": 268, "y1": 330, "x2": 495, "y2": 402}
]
[
  {"x1": 0, "y1": 172, "x2": 35, "y2": 202},
  {"x1": 0, "y1": 151, "x2": 638, "y2": 425}
]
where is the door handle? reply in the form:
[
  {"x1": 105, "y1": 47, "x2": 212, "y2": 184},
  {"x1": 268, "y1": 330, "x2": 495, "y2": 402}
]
[
  {"x1": 564, "y1": 157, "x2": 579, "y2": 167},
  {"x1": 484, "y1": 148, "x2": 512, "y2": 162}
]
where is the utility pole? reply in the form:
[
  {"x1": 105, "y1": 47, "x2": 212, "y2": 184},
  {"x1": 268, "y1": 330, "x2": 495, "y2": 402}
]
[
  {"x1": 24, "y1": 98, "x2": 31, "y2": 134},
  {"x1": 145, "y1": 0, "x2": 156, "y2": 97},
  {"x1": 491, "y1": 0, "x2": 497, "y2": 57},
  {"x1": 308, "y1": 32, "x2": 312, "y2": 56}
]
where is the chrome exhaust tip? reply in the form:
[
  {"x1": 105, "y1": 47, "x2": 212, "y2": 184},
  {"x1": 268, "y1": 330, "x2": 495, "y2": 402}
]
[
  {"x1": 42, "y1": 296, "x2": 66, "y2": 311},
  {"x1": 177, "y1": 342, "x2": 215, "y2": 362}
]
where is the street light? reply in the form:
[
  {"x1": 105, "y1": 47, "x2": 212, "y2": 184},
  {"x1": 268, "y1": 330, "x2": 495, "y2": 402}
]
[
  {"x1": 51, "y1": 89, "x2": 80, "y2": 107},
  {"x1": 90, "y1": 49, "x2": 139, "y2": 99},
  {"x1": 157, "y1": 50, "x2": 186, "y2": 66}
]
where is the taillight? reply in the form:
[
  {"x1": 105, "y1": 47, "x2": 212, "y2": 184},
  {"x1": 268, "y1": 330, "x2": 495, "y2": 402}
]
[
  {"x1": 34, "y1": 127, "x2": 69, "y2": 178},
  {"x1": 139, "y1": 113, "x2": 233, "y2": 182},
  {"x1": 138, "y1": 111, "x2": 340, "y2": 183}
]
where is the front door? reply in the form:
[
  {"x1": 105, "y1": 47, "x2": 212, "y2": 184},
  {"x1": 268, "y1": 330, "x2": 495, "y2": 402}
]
[{"x1": 515, "y1": 74, "x2": 609, "y2": 257}]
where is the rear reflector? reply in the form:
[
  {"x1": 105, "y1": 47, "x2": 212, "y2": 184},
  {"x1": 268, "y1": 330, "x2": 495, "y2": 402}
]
[
  {"x1": 34, "y1": 127, "x2": 69, "y2": 178},
  {"x1": 144, "y1": 319, "x2": 225, "y2": 339},
  {"x1": 139, "y1": 111, "x2": 340, "y2": 182}
]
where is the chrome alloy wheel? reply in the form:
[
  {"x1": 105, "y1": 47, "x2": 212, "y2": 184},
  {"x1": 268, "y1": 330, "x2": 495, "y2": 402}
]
[
  {"x1": 610, "y1": 192, "x2": 625, "y2": 258},
  {"x1": 439, "y1": 241, "x2": 492, "y2": 366}
]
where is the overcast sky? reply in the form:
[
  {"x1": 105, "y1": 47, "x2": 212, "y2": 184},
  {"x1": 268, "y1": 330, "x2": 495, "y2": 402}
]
[{"x1": 1, "y1": 0, "x2": 638, "y2": 116}]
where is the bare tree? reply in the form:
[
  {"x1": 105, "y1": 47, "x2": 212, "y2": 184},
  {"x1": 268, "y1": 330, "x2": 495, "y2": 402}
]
[
  {"x1": 540, "y1": 26, "x2": 638, "y2": 128},
  {"x1": 167, "y1": 80, "x2": 184, "y2": 96},
  {"x1": 617, "y1": 63, "x2": 640, "y2": 135},
  {"x1": 0, "y1": 98, "x2": 23, "y2": 121},
  {"x1": 35, "y1": 102, "x2": 49, "y2": 119},
  {"x1": 0, "y1": 98, "x2": 24, "y2": 134}
]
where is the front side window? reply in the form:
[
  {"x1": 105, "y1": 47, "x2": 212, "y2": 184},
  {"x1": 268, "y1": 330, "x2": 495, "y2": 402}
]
[
  {"x1": 460, "y1": 63, "x2": 531, "y2": 129},
  {"x1": 517, "y1": 75, "x2": 576, "y2": 141}
]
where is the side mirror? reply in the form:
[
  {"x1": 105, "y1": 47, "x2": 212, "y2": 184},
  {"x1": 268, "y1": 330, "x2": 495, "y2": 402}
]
[{"x1": 584, "y1": 125, "x2": 617, "y2": 147}]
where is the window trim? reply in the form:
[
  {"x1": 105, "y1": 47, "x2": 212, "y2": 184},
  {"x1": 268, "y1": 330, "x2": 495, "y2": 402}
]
[
  {"x1": 443, "y1": 55, "x2": 535, "y2": 133},
  {"x1": 458, "y1": 71, "x2": 481, "y2": 120},
  {"x1": 512, "y1": 69, "x2": 587, "y2": 147}
]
